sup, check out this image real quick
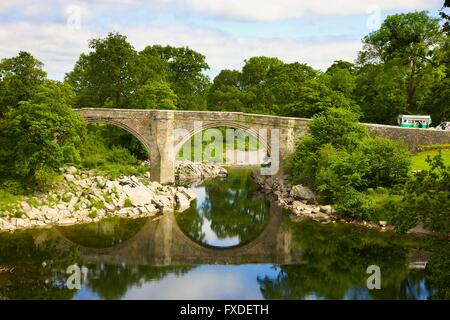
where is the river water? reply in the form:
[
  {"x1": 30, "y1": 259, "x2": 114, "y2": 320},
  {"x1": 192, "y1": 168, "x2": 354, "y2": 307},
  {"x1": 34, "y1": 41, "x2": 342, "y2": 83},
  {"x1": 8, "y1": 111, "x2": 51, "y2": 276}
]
[{"x1": 0, "y1": 169, "x2": 433, "y2": 299}]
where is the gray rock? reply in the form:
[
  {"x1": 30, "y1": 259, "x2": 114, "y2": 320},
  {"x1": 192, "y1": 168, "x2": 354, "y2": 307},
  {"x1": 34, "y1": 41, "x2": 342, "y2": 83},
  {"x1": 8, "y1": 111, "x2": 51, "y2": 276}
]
[
  {"x1": 290, "y1": 185, "x2": 316, "y2": 203},
  {"x1": 320, "y1": 205, "x2": 333, "y2": 214},
  {"x1": 66, "y1": 166, "x2": 78, "y2": 175},
  {"x1": 175, "y1": 192, "x2": 191, "y2": 208},
  {"x1": 63, "y1": 174, "x2": 78, "y2": 184},
  {"x1": 152, "y1": 195, "x2": 174, "y2": 210}
]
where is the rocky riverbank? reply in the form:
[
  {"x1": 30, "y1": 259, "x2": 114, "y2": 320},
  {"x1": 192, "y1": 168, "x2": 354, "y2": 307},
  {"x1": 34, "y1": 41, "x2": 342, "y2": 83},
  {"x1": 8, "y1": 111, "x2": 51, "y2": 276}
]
[
  {"x1": 175, "y1": 160, "x2": 227, "y2": 183},
  {"x1": 251, "y1": 171, "x2": 391, "y2": 230},
  {"x1": 0, "y1": 162, "x2": 227, "y2": 232}
]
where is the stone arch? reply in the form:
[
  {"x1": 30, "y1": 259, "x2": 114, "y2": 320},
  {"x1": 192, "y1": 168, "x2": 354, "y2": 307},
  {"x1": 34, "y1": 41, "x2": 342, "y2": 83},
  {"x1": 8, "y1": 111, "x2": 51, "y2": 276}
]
[
  {"x1": 174, "y1": 120, "x2": 272, "y2": 160},
  {"x1": 50, "y1": 208, "x2": 286, "y2": 264},
  {"x1": 84, "y1": 118, "x2": 152, "y2": 158}
]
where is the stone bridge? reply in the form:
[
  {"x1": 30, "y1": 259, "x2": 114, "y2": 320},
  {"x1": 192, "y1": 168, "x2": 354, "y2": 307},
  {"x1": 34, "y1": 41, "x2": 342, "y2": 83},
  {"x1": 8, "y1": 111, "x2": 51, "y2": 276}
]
[
  {"x1": 75, "y1": 108, "x2": 450, "y2": 184},
  {"x1": 43, "y1": 202, "x2": 301, "y2": 266}
]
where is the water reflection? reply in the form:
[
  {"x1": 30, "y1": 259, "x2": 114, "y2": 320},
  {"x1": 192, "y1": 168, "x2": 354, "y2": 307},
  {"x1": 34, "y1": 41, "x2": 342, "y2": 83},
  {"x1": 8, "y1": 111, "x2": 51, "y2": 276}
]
[
  {"x1": 176, "y1": 168, "x2": 270, "y2": 248},
  {"x1": 0, "y1": 169, "x2": 436, "y2": 300}
]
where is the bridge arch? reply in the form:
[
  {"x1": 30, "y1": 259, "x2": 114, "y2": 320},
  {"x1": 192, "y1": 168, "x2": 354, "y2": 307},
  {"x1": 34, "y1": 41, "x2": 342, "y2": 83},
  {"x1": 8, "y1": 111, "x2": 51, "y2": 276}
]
[
  {"x1": 174, "y1": 120, "x2": 272, "y2": 162},
  {"x1": 49, "y1": 205, "x2": 289, "y2": 265},
  {"x1": 84, "y1": 118, "x2": 152, "y2": 159}
]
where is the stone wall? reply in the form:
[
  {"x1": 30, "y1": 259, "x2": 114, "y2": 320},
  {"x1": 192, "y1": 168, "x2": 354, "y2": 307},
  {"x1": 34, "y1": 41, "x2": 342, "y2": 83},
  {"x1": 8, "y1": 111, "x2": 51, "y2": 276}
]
[{"x1": 364, "y1": 123, "x2": 450, "y2": 152}]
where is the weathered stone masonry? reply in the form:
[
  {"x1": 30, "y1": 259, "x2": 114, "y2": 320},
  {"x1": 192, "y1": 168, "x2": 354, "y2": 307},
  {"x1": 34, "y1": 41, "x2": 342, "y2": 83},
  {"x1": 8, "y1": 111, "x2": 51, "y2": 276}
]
[{"x1": 75, "y1": 108, "x2": 450, "y2": 184}]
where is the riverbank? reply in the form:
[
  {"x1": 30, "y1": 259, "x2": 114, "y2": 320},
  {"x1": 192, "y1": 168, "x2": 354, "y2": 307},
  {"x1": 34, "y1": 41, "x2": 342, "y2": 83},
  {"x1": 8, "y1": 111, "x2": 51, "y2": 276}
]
[
  {"x1": 251, "y1": 171, "x2": 394, "y2": 231},
  {"x1": 0, "y1": 162, "x2": 227, "y2": 232}
]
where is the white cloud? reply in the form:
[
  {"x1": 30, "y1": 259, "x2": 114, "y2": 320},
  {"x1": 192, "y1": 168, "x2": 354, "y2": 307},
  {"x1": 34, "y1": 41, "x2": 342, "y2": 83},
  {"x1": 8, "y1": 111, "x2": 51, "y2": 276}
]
[
  {"x1": 0, "y1": 20, "x2": 361, "y2": 80},
  {"x1": 0, "y1": 0, "x2": 27, "y2": 13},
  {"x1": 181, "y1": 0, "x2": 441, "y2": 21},
  {"x1": 125, "y1": 25, "x2": 362, "y2": 74},
  {"x1": 0, "y1": 22, "x2": 93, "y2": 80}
]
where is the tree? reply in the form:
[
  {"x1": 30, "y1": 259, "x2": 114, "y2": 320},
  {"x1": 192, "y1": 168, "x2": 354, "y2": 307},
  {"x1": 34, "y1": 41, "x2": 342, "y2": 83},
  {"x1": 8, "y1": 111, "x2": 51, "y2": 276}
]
[
  {"x1": 130, "y1": 81, "x2": 177, "y2": 110},
  {"x1": 139, "y1": 45, "x2": 210, "y2": 110},
  {"x1": 358, "y1": 11, "x2": 444, "y2": 114},
  {"x1": 0, "y1": 80, "x2": 86, "y2": 189},
  {"x1": 65, "y1": 32, "x2": 138, "y2": 108},
  {"x1": 355, "y1": 62, "x2": 408, "y2": 124},
  {"x1": 207, "y1": 69, "x2": 248, "y2": 112},
  {"x1": 0, "y1": 51, "x2": 46, "y2": 115},
  {"x1": 324, "y1": 60, "x2": 356, "y2": 98},
  {"x1": 240, "y1": 56, "x2": 283, "y2": 88}
]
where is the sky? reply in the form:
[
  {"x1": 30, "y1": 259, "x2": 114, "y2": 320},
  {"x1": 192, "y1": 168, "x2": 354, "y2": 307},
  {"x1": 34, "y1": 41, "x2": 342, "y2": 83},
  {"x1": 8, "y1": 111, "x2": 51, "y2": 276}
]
[{"x1": 0, "y1": 0, "x2": 446, "y2": 81}]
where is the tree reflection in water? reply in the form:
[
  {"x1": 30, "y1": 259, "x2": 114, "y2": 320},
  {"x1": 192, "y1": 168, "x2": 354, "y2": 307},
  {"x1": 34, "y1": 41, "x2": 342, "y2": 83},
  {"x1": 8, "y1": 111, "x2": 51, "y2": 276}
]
[
  {"x1": 176, "y1": 168, "x2": 270, "y2": 247},
  {"x1": 0, "y1": 229, "x2": 79, "y2": 300},
  {"x1": 257, "y1": 219, "x2": 432, "y2": 300}
]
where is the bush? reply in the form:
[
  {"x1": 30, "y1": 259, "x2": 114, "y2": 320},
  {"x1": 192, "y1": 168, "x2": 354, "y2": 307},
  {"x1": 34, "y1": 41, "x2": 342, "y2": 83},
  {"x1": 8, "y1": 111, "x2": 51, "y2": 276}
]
[
  {"x1": 288, "y1": 108, "x2": 412, "y2": 221},
  {"x1": 124, "y1": 197, "x2": 133, "y2": 207},
  {"x1": 0, "y1": 81, "x2": 86, "y2": 190},
  {"x1": 106, "y1": 146, "x2": 139, "y2": 165},
  {"x1": 426, "y1": 245, "x2": 450, "y2": 300},
  {"x1": 401, "y1": 153, "x2": 449, "y2": 234},
  {"x1": 350, "y1": 137, "x2": 411, "y2": 188},
  {"x1": 308, "y1": 108, "x2": 368, "y2": 151},
  {"x1": 0, "y1": 179, "x2": 25, "y2": 196},
  {"x1": 334, "y1": 188, "x2": 374, "y2": 220}
]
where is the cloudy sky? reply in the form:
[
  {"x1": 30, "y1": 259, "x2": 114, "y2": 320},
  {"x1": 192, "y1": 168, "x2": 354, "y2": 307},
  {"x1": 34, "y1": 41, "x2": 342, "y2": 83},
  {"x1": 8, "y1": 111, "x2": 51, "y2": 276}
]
[{"x1": 0, "y1": 0, "x2": 445, "y2": 80}]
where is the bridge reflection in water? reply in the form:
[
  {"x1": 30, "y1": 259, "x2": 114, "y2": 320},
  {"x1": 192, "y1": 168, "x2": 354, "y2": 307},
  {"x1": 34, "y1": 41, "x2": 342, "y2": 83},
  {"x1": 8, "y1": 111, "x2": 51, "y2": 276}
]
[{"x1": 53, "y1": 202, "x2": 302, "y2": 267}]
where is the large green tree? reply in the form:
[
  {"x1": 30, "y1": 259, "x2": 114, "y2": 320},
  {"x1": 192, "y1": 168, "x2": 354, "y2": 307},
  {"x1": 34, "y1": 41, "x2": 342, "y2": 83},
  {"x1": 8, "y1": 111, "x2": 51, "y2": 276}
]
[
  {"x1": 139, "y1": 45, "x2": 210, "y2": 110},
  {"x1": 130, "y1": 80, "x2": 177, "y2": 110},
  {"x1": 207, "y1": 69, "x2": 249, "y2": 112},
  {"x1": 0, "y1": 80, "x2": 86, "y2": 189},
  {"x1": 0, "y1": 51, "x2": 46, "y2": 115},
  {"x1": 65, "y1": 32, "x2": 138, "y2": 108},
  {"x1": 357, "y1": 11, "x2": 445, "y2": 123}
]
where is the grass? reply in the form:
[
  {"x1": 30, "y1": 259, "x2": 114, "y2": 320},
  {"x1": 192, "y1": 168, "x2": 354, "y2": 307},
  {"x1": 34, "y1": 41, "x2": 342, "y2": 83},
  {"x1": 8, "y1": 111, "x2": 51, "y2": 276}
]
[
  {"x1": 124, "y1": 197, "x2": 133, "y2": 208},
  {"x1": 410, "y1": 149, "x2": 450, "y2": 171},
  {"x1": 364, "y1": 188, "x2": 403, "y2": 221},
  {"x1": 0, "y1": 190, "x2": 22, "y2": 215}
]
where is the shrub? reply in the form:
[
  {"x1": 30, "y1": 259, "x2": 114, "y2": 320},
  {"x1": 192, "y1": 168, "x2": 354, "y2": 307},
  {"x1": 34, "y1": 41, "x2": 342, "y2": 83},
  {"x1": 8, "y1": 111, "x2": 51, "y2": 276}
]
[
  {"x1": 124, "y1": 197, "x2": 133, "y2": 207},
  {"x1": 88, "y1": 210, "x2": 98, "y2": 219},
  {"x1": 0, "y1": 179, "x2": 25, "y2": 195},
  {"x1": 0, "y1": 81, "x2": 86, "y2": 190},
  {"x1": 106, "y1": 146, "x2": 139, "y2": 165},
  {"x1": 288, "y1": 108, "x2": 412, "y2": 221},
  {"x1": 351, "y1": 137, "x2": 411, "y2": 188},
  {"x1": 334, "y1": 188, "x2": 374, "y2": 220},
  {"x1": 308, "y1": 108, "x2": 368, "y2": 151},
  {"x1": 401, "y1": 153, "x2": 449, "y2": 234}
]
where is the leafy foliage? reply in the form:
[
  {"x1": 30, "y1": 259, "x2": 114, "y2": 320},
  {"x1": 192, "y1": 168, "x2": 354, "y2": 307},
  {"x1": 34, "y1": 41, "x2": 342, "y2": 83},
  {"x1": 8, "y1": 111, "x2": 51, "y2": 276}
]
[
  {"x1": 0, "y1": 80, "x2": 86, "y2": 190},
  {"x1": 0, "y1": 51, "x2": 47, "y2": 116},
  {"x1": 391, "y1": 152, "x2": 450, "y2": 234},
  {"x1": 289, "y1": 108, "x2": 411, "y2": 220}
]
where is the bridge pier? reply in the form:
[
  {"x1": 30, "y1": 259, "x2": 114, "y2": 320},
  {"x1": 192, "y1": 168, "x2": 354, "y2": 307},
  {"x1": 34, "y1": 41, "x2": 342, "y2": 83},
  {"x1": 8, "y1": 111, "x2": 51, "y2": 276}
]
[{"x1": 149, "y1": 111, "x2": 175, "y2": 184}]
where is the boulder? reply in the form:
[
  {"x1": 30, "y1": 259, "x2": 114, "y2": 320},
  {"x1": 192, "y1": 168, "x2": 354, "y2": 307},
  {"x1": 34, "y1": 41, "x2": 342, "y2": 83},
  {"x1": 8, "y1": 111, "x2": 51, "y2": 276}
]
[
  {"x1": 152, "y1": 195, "x2": 174, "y2": 210},
  {"x1": 179, "y1": 188, "x2": 197, "y2": 201},
  {"x1": 290, "y1": 185, "x2": 316, "y2": 203},
  {"x1": 122, "y1": 185, "x2": 155, "y2": 207},
  {"x1": 320, "y1": 205, "x2": 333, "y2": 214},
  {"x1": 59, "y1": 218, "x2": 77, "y2": 225},
  {"x1": 144, "y1": 204, "x2": 158, "y2": 214},
  {"x1": 175, "y1": 192, "x2": 191, "y2": 209},
  {"x1": 63, "y1": 174, "x2": 78, "y2": 184},
  {"x1": 65, "y1": 166, "x2": 78, "y2": 175}
]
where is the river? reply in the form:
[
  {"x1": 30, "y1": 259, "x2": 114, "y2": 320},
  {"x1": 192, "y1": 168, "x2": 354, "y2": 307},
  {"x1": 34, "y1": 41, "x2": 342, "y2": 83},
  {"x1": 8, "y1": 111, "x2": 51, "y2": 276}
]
[{"x1": 0, "y1": 168, "x2": 433, "y2": 299}]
